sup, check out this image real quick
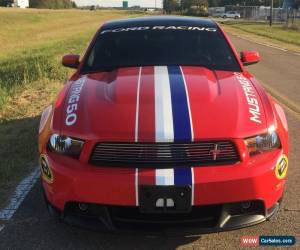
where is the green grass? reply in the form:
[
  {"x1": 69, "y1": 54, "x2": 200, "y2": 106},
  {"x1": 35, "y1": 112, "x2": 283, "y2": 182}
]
[
  {"x1": 223, "y1": 21, "x2": 300, "y2": 47},
  {"x1": 0, "y1": 8, "x2": 143, "y2": 209},
  {"x1": 0, "y1": 8, "x2": 143, "y2": 110},
  {"x1": 0, "y1": 34, "x2": 87, "y2": 109}
]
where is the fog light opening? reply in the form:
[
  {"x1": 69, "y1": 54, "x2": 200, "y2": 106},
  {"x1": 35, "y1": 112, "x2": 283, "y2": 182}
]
[
  {"x1": 78, "y1": 203, "x2": 88, "y2": 212},
  {"x1": 241, "y1": 201, "x2": 252, "y2": 210}
]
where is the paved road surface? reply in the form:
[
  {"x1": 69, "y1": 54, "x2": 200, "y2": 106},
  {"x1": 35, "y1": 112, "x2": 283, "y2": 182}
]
[
  {"x1": 230, "y1": 35, "x2": 300, "y2": 110},
  {"x1": 0, "y1": 34, "x2": 299, "y2": 250}
]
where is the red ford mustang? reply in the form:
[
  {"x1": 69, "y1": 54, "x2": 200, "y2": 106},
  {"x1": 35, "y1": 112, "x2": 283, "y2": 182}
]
[{"x1": 38, "y1": 16, "x2": 289, "y2": 233}]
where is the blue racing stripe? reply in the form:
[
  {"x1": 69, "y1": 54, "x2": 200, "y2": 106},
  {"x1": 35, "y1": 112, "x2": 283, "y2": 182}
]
[
  {"x1": 168, "y1": 66, "x2": 192, "y2": 142},
  {"x1": 174, "y1": 167, "x2": 192, "y2": 185},
  {"x1": 168, "y1": 66, "x2": 193, "y2": 185}
]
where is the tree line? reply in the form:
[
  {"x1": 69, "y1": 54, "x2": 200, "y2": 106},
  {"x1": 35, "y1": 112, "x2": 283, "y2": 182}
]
[
  {"x1": 163, "y1": 0, "x2": 209, "y2": 15},
  {"x1": 30, "y1": 0, "x2": 77, "y2": 9},
  {"x1": 163, "y1": 0, "x2": 290, "y2": 14},
  {"x1": 0, "y1": 0, "x2": 77, "y2": 8}
]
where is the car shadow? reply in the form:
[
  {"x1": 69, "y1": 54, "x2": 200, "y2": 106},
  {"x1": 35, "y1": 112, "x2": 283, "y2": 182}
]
[
  {"x1": 0, "y1": 182, "x2": 201, "y2": 249},
  {"x1": 0, "y1": 115, "x2": 201, "y2": 249},
  {"x1": 0, "y1": 115, "x2": 41, "y2": 210}
]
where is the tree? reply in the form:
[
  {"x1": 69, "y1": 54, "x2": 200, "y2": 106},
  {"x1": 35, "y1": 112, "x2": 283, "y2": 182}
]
[
  {"x1": 0, "y1": 0, "x2": 12, "y2": 6},
  {"x1": 181, "y1": 0, "x2": 208, "y2": 11},
  {"x1": 208, "y1": 0, "x2": 220, "y2": 7},
  {"x1": 194, "y1": 0, "x2": 208, "y2": 8},
  {"x1": 29, "y1": 0, "x2": 76, "y2": 9},
  {"x1": 181, "y1": 0, "x2": 193, "y2": 10},
  {"x1": 293, "y1": 0, "x2": 300, "y2": 8},
  {"x1": 163, "y1": 0, "x2": 179, "y2": 13}
]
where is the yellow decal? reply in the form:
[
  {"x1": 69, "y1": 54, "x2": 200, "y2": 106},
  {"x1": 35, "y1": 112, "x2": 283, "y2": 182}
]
[
  {"x1": 39, "y1": 154, "x2": 53, "y2": 183},
  {"x1": 275, "y1": 155, "x2": 288, "y2": 179}
]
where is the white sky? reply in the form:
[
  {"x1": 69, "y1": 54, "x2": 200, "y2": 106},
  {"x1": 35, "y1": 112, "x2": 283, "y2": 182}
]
[{"x1": 74, "y1": 0, "x2": 163, "y2": 8}]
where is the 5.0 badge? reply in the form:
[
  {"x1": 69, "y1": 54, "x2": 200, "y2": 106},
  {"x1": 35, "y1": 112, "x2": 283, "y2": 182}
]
[
  {"x1": 39, "y1": 154, "x2": 53, "y2": 183},
  {"x1": 275, "y1": 155, "x2": 288, "y2": 179}
]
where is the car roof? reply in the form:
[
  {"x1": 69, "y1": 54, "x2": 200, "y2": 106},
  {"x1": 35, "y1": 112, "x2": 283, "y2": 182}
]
[{"x1": 101, "y1": 16, "x2": 218, "y2": 30}]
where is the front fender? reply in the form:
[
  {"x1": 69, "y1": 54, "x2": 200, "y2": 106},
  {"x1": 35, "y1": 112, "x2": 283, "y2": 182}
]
[
  {"x1": 38, "y1": 105, "x2": 53, "y2": 154},
  {"x1": 270, "y1": 96, "x2": 289, "y2": 156}
]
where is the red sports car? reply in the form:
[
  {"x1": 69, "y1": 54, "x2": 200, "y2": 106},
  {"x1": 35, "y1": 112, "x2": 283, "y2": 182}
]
[{"x1": 38, "y1": 16, "x2": 289, "y2": 233}]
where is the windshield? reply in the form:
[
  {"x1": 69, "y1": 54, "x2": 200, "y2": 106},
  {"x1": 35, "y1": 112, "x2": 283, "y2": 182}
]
[{"x1": 82, "y1": 26, "x2": 241, "y2": 73}]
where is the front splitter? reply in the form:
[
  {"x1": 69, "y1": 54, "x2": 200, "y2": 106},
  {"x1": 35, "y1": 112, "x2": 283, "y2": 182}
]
[{"x1": 44, "y1": 196, "x2": 280, "y2": 236}]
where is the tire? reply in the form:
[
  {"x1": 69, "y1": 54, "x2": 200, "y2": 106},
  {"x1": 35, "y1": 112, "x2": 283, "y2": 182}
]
[{"x1": 222, "y1": 15, "x2": 226, "y2": 18}]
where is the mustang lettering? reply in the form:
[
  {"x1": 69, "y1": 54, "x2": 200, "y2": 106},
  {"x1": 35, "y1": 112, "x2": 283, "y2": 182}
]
[
  {"x1": 235, "y1": 73, "x2": 262, "y2": 124},
  {"x1": 65, "y1": 77, "x2": 85, "y2": 126}
]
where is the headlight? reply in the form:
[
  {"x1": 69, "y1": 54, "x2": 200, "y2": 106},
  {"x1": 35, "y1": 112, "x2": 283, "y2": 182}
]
[
  {"x1": 48, "y1": 134, "x2": 84, "y2": 158},
  {"x1": 245, "y1": 131, "x2": 281, "y2": 156}
]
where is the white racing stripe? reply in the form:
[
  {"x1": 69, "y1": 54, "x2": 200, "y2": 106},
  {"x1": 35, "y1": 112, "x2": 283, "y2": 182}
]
[
  {"x1": 180, "y1": 66, "x2": 194, "y2": 141},
  {"x1": 191, "y1": 167, "x2": 195, "y2": 205},
  {"x1": 134, "y1": 67, "x2": 142, "y2": 142},
  {"x1": 180, "y1": 66, "x2": 195, "y2": 205},
  {"x1": 135, "y1": 168, "x2": 139, "y2": 206},
  {"x1": 0, "y1": 168, "x2": 39, "y2": 221},
  {"x1": 154, "y1": 66, "x2": 175, "y2": 186},
  {"x1": 156, "y1": 169, "x2": 174, "y2": 185},
  {"x1": 154, "y1": 66, "x2": 174, "y2": 142},
  {"x1": 134, "y1": 67, "x2": 142, "y2": 206},
  {"x1": 0, "y1": 224, "x2": 4, "y2": 232}
]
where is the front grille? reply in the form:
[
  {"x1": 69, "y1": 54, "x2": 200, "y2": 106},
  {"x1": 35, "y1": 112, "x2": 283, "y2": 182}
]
[{"x1": 90, "y1": 141, "x2": 239, "y2": 167}]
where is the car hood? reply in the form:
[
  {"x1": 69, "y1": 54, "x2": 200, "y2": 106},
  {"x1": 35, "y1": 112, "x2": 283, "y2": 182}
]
[{"x1": 58, "y1": 66, "x2": 267, "y2": 142}]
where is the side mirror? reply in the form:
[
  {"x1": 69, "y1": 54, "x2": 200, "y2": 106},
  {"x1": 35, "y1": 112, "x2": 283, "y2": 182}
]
[
  {"x1": 62, "y1": 54, "x2": 80, "y2": 69},
  {"x1": 240, "y1": 51, "x2": 260, "y2": 66}
]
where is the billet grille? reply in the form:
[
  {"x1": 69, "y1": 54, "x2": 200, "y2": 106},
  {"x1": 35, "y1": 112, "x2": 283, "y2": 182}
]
[{"x1": 90, "y1": 141, "x2": 239, "y2": 167}]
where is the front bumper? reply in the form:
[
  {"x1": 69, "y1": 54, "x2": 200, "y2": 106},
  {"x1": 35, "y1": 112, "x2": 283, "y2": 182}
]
[
  {"x1": 41, "y1": 149, "x2": 287, "y2": 232},
  {"x1": 44, "y1": 195, "x2": 281, "y2": 234}
]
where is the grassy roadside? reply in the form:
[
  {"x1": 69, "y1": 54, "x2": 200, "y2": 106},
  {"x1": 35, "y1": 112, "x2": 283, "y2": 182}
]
[
  {"x1": 219, "y1": 20, "x2": 300, "y2": 53},
  {"x1": 0, "y1": 8, "x2": 142, "y2": 209},
  {"x1": 0, "y1": 8, "x2": 143, "y2": 109}
]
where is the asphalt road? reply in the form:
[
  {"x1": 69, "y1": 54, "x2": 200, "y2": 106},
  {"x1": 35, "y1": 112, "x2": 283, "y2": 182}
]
[
  {"x1": 0, "y1": 34, "x2": 299, "y2": 250},
  {"x1": 230, "y1": 35, "x2": 300, "y2": 109}
]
